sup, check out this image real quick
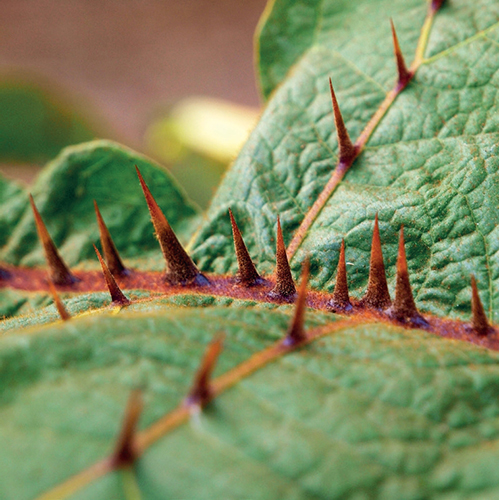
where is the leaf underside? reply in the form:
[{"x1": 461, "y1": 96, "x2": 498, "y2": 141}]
[{"x1": 3, "y1": 1, "x2": 499, "y2": 499}]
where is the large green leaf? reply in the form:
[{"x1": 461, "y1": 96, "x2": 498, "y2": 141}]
[
  {"x1": 192, "y1": 0, "x2": 499, "y2": 322},
  {"x1": 3, "y1": 1, "x2": 499, "y2": 500}
]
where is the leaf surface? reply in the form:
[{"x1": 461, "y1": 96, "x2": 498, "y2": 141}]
[{"x1": 192, "y1": 0, "x2": 499, "y2": 322}]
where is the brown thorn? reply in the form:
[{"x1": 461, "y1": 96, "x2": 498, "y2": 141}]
[
  {"x1": 94, "y1": 245, "x2": 131, "y2": 306},
  {"x1": 387, "y1": 226, "x2": 427, "y2": 326},
  {"x1": 329, "y1": 78, "x2": 356, "y2": 165},
  {"x1": 94, "y1": 200, "x2": 127, "y2": 277},
  {"x1": 471, "y1": 275, "x2": 491, "y2": 336},
  {"x1": 431, "y1": 0, "x2": 445, "y2": 12},
  {"x1": 112, "y1": 389, "x2": 144, "y2": 468},
  {"x1": 390, "y1": 19, "x2": 411, "y2": 87},
  {"x1": 29, "y1": 195, "x2": 79, "y2": 286},
  {"x1": 283, "y1": 258, "x2": 310, "y2": 346},
  {"x1": 48, "y1": 279, "x2": 71, "y2": 321},
  {"x1": 135, "y1": 166, "x2": 207, "y2": 286},
  {"x1": 359, "y1": 214, "x2": 391, "y2": 310},
  {"x1": 270, "y1": 217, "x2": 296, "y2": 298},
  {"x1": 328, "y1": 239, "x2": 352, "y2": 312},
  {"x1": 185, "y1": 334, "x2": 224, "y2": 408},
  {"x1": 228, "y1": 209, "x2": 261, "y2": 286}
]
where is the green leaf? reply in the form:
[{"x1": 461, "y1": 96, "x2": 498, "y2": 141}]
[
  {"x1": 3, "y1": 1, "x2": 499, "y2": 500},
  {"x1": 193, "y1": 0, "x2": 499, "y2": 322},
  {"x1": 1, "y1": 140, "x2": 199, "y2": 268},
  {"x1": 0, "y1": 78, "x2": 97, "y2": 163}
]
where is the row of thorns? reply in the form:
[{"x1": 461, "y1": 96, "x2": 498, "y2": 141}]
[{"x1": 8, "y1": 162, "x2": 491, "y2": 341}]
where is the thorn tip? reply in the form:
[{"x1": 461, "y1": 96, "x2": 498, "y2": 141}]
[
  {"x1": 390, "y1": 19, "x2": 411, "y2": 87},
  {"x1": 186, "y1": 335, "x2": 224, "y2": 408},
  {"x1": 269, "y1": 217, "x2": 296, "y2": 299},
  {"x1": 229, "y1": 209, "x2": 261, "y2": 286},
  {"x1": 471, "y1": 275, "x2": 491, "y2": 336},
  {"x1": 329, "y1": 78, "x2": 356, "y2": 165},
  {"x1": 94, "y1": 200, "x2": 127, "y2": 277},
  {"x1": 328, "y1": 239, "x2": 352, "y2": 312},
  {"x1": 359, "y1": 214, "x2": 391, "y2": 310},
  {"x1": 48, "y1": 280, "x2": 71, "y2": 321},
  {"x1": 283, "y1": 258, "x2": 309, "y2": 346},
  {"x1": 29, "y1": 194, "x2": 79, "y2": 286},
  {"x1": 387, "y1": 226, "x2": 427, "y2": 326},
  {"x1": 112, "y1": 389, "x2": 143, "y2": 468},
  {"x1": 94, "y1": 245, "x2": 131, "y2": 306},
  {"x1": 135, "y1": 166, "x2": 207, "y2": 286}
]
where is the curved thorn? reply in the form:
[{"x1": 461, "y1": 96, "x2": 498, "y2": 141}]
[
  {"x1": 29, "y1": 195, "x2": 78, "y2": 286},
  {"x1": 112, "y1": 390, "x2": 144, "y2": 468},
  {"x1": 94, "y1": 200, "x2": 127, "y2": 277},
  {"x1": 359, "y1": 214, "x2": 391, "y2": 310},
  {"x1": 471, "y1": 275, "x2": 490, "y2": 336},
  {"x1": 228, "y1": 209, "x2": 261, "y2": 286},
  {"x1": 387, "y1": 226, "x2": 427, "y2": 326},
  {"x1": 329, "y1": 78, "x2": 356, "y2": 165},
  {"x1": 283, "y1": 258, "x2": 310, "y2": 346},
  {"x1": 135, "y1": 166, "x2": 207, "y2": 286},
  {"x1": 270, "y1": 217, "x2": 296, "y2": 298},
  {"x1": 328, "y1": 239, "x2": 352, "y2": 312},
  {"x1": 94, "y1": 245, "x2": 131, "y2": 306},
  {"x1": 48, "y1": 280, "x2": 71, "y2": 321},
  {"x1": 390, "y1": 19, "x2": 411, "y2": 87},
  {"x1": 185, "y1": 334, "x2": 224, "y2": 408}
]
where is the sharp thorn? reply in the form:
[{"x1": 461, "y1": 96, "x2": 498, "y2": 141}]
[
  {"x1": 135, "y1": 166, "x2": 207, "y2": 286},
  {"x1": 48, "y1": 280, "x2": 71, "y2": 321},
  {"x1": 387, "y1": 226, "x2": 427, "y2": 326},
  {"x1": 390, "y1": 19, "x2": 411, "y2": 87},
  {"x1": 270, "y1": 217, "x2": 296, "y2": 298},
  {"x1": 329, "y1": 78, "x2": 356, "y2": 165},
  {"x1": 359, "y1": 214, "x2": 391, "y2": 310},
  {"x1": 112, "y1": 389, "x2": 144, "y2": 468},
  {"x1": 29, "y1": 195, "x2": 79, "y2": 286},
  {"x1": 185, "y1": 335, "x2": 224, "y2": 408},
  {"x1": 228, "y1": 209, "x2": 261, "y2": 286},
  {"x1": 328, "y1": 239, "x2": 352, "y2": 312},
  {"x1": 471, "y1": 275, "x2": 491, "y2": 336},
  {"x1": 283, "y1": 258, "x2": 309, "y2": 346},
  {"x1": 431, "y1": 0, "x2": 445, "y2": 12},
  {"x1": 94, "y1": 245, "x2": 131, "y2": 306},
  {"x1": 94, "y1": 200, "x2": 127, "y2": 277}
]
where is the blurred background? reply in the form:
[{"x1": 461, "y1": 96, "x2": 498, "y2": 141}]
[{"x1": 0, "y1": 0, "x2": 267, "y2": 207}]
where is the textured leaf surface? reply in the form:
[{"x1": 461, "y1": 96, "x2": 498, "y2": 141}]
[
  {"x1": 2, "y1": 1, "x2": 499, "y2": 500},
  {"x1": 3, "y1": 301, "x2": 499, "y2": 499},
  {"x1": 192, "y1": 0, "x2": 499, "y2": 322},
  {"x1": 1, "y1": 140, "x2": 199, "y2": 268}
]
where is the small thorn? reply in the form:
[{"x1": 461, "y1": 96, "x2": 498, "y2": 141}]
[
  {"x1": 135, "y1": 166, "x2": 207, "y2": 286},
  {"x1": 48, "y1": 280, "x2": 71, "y2": 321},
  {"x1": 186, "y1": 335, "x2": 224, "y2": 408},
  {"x1": 360, "y1": 214, "x2": 391, "y2": 310},
  {"x1": 328, "y1": 239, "x2": 352, "y2": 312},
  {"x1": 112, "y1": 389, "x2": 144, "y2": 468},
  {"x1": 390, "y1": 19, "x2": 411, "y2": 87},
  {"x1": 329, "y1": 78, "x2": 356, "y2": 165},
  {"x1": 431, "y1": 0, "x2": 445, "y2": 12},
  {"x1": 94, "y1": 200, "x2": 127, "y2": 277},
  {"x1": 270, "y1": 217, "x2": 296, "y2": 298},
  {"x1": 387, "y1": 226, "x2": 427, "y2": 326},
  {"x1": 228, "y1": 209, "x2": 261, "y2": 286},
  {"x1": 283, "y1": 259, "x2": 310, "y2": 346},
  {"x1": 94, "y1": 245, "x2": 131, "y2": 306},
  {"x1": 29, "y1": 195, "x2": 79, "y2": 286},
  {"x1": 471, "y1": 275, "x2": 491, "y2": 336}
]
